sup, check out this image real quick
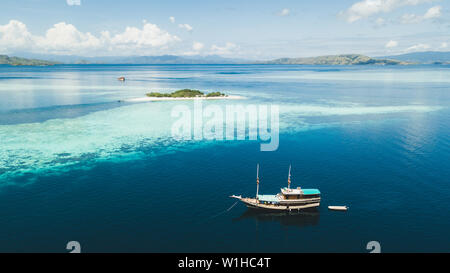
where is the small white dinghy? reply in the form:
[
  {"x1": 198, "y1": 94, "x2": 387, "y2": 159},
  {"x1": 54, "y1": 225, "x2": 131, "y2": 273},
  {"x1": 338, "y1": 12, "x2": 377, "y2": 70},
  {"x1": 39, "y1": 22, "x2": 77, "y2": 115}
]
[{"x1": 328, "y1": 206, "x2": 348, "y2": 211}]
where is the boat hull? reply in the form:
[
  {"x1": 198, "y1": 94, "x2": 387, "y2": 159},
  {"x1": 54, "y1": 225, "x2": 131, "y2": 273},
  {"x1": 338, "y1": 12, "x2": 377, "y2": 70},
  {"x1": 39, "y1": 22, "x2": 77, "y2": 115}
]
[{"x1": 237, "y1": 197, "x2": 320, "y2": 211}]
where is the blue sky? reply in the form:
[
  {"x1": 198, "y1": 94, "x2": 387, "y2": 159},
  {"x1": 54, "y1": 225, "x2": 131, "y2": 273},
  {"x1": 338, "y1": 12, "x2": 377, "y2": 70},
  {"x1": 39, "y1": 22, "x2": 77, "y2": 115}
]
[{"x1": 0, "y1": 0, "x2": 448, "y2": 59}]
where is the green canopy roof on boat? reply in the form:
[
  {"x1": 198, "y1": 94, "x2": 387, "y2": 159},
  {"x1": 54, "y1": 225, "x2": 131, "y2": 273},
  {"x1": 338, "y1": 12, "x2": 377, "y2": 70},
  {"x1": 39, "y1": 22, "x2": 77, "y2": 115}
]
[{"x1": 302, "y1": 189, "x2": 320, "y2": 195}]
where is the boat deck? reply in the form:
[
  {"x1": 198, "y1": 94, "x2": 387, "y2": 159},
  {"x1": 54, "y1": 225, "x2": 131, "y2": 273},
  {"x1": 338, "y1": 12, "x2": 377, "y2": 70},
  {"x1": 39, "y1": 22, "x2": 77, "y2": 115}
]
[{"x1": 257, "y1": 194, "x2": 279, "y2": 203}]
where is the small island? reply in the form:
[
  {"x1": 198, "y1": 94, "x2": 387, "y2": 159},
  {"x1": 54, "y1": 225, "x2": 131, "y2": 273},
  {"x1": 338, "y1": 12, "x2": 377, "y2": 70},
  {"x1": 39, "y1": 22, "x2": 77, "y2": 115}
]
[
  {"x1": 125, "y1": 89, "x2": 243, "y2": 102},
  {"x1": 0, "y1": 55, "x2": 58, "y2": 66},
  {"x1": 259, "y1": 54, "x2": 412, "y2": 65},
  {"x1": 146, "y1": 89, "x2": 226, "y2": 98}
]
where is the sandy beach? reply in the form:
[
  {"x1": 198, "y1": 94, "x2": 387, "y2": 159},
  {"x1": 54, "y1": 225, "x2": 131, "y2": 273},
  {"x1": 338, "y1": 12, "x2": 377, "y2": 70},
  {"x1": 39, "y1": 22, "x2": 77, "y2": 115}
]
[{"x1": 124, "y1": 95, "x2": 246, "y2": 102}]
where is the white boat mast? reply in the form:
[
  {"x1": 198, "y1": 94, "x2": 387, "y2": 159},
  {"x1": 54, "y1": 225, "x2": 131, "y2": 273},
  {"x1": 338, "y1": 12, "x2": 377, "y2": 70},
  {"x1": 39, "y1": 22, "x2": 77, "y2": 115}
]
[
  {"x1": 256, "y1": 163, "x2": 260, "y2": 199},
  {"x1": 287, "y1": 164, "x2": 291, "y2": 189}
]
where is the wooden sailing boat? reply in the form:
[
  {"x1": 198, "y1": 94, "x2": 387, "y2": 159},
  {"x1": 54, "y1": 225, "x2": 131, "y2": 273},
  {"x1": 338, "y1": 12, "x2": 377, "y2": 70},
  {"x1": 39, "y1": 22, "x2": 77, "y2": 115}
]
[{"x1": 230, "y1": 164, "x2": 321, "y2": 211}]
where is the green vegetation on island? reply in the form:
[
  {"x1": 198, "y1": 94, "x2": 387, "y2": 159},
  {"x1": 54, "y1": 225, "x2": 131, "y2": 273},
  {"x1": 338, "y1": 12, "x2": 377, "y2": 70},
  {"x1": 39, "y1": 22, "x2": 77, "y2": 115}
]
[
  {"x1": 206, "y1": 91, "x2": 226, "y2": 97},
  {"x1": 260, "y1": 54, "x2": 411, "y2": 65},
  {"x1": 0, "y1": 55, "x2": 58, "y2": 66},
  {"x1": 146, "y1": 89, "x2": 226, "y2": 98}
]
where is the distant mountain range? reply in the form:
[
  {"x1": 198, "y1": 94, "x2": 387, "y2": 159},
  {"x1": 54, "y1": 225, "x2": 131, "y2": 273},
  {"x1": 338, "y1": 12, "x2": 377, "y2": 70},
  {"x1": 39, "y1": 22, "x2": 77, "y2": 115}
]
[
  {"x1": 258, "y1": 54, "x2": 410, "y2": 65},
  {"x1": 378, "y1": 51, "x2": 450, "y2": 64},
  {"x1": 10, "y1": 53, "x2": 249, "y2": 65},
  {"x1": 2, "y1": 51, "x2": 450, "y2": 66}
]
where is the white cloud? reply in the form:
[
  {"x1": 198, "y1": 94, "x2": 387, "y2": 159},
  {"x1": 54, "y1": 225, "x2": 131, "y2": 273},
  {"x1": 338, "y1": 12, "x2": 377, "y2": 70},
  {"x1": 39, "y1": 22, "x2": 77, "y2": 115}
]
[
  {"x1": 178, "y1": 23, "x2": 193, "y2": 32},
  {"x1": 375, "y1": 17, "x2": 386, "y2": 25},
  {"x1": 405, "y1": 43, "x2": 431, "y2": 52},
  {"x1": 169, "y1": 16, "x2": 175, "y2": 23},
  {"x1": 423, "y1": 5, "x2": 441, "y2": 19},
  {"x1": 0, "y1": 20, "x2": 34, "y2": 51},
  {"x1": 109, "y1": 23, "x2": 180, "y2": 48},
  {"x1": 66, "y1": 0, "x2": 81, "y2": 6},
  {"x1": 400, "y1": 13, "x2": 422, "y2": 23},
  {"x1": 35, "y1": 22, "x2": 102, "y2": 53},
  {"x1": 181, "y1": 42, "x2": 205, "y2": 56},
  {"x1": 0, "y1": 20, "x2": 180, "y2": 55},
  {"x1": 440, "y1": 42, "x2": 448, "y2": 49},
  {"x1": 210, "y1": 42, "x2": 238, "y2": 55},
  {"x1": 385, "y1": 40, "x2": 398, "y2": 48},
  {"x1": 341, "y1": 0, "x2": 433, "y2": 23},
  {"x1": 401, "y1": 5, "x2": 441, "y2": 23},
  {"x1": 277, "y1": 8, "x2": 290, "y2": 16},
  {"x1": 192, "y1": 41, "x2": 204, "y2": 51}
]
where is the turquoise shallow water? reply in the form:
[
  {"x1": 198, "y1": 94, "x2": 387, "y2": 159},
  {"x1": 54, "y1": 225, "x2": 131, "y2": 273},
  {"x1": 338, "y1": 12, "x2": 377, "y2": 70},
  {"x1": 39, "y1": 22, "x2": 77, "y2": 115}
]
[{"x1": 0, "y1": 64, "x2": 449, "y2": 252}]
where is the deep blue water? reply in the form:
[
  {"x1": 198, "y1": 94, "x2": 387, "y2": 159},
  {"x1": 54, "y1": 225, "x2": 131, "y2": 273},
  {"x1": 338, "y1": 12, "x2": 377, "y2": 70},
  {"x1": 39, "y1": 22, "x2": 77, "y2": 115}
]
[{"x1": 0, "y1": 64, "x2": 449, "y2": 252}]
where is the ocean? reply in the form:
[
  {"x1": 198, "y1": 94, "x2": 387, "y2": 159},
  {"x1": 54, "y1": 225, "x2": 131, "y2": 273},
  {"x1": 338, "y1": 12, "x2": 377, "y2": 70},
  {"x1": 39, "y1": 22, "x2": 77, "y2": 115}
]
[{"x1": 0, "y1": 64, "x2": 449, "y2": 252}]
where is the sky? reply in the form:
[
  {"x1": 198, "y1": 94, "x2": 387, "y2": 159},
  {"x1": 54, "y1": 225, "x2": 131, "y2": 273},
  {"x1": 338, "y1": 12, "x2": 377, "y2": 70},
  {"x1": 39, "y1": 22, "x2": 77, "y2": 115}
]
[{"x1": 0, "y1": 0, "x2": 449, "y2": 59}]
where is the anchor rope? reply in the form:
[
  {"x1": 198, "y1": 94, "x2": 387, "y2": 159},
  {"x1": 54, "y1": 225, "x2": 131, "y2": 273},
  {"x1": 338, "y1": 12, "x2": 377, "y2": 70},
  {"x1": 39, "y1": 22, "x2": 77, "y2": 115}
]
[
  {"x1": 208, "y1": 200, "x2": 239, "y2": 220},
  {"x1": 226, "y1": 200, "x2": 239, "y2": 212}
]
